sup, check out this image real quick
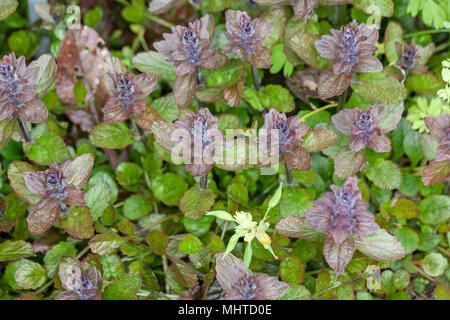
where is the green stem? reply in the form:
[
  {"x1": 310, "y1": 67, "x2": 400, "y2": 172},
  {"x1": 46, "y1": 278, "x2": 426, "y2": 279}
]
[
  {"x1": 337, "y1": 89, "x2": 348, "y2": 112},
  {"x1": 285, "y1": 163, "x2": 293, "y2": 186},
  {"x1": 199, "y1": 174, "x2": 208, "y2": 191},
  {"x1": 404, "y1": 29, "x2": 450, "y2": 38},
  {"x1": 76, "y1": 246, "x2": 90, "y2": 259},
  {"x1": 250, "y1": 66, "x2": 261, "y2": 91},
  {"x1": 18, "y1": 118, "x2": 33, "y2": 143},
  {"x1": 299, "y1": 103, "x2": 337, "y2": 123},
  {"x1": 34, "y1": 279, "x2": 55, "y2": 295},
  {"x1": 132, "y1": 119, "x2": 150, "y2": 152},
  {"x1": 144, "y1": 12, "x2": 175, "y2": 29},
  {"x1": 135, "y1": 214, "x2": 178, "y2": 234}
]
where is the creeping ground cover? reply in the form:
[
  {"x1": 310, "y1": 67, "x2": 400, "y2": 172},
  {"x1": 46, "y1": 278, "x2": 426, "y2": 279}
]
[{"x1": 0, "y1": 0, "x2": 449, "y2": 301}]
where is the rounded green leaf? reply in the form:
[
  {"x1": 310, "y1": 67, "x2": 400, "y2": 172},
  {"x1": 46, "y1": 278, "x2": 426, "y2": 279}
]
[
  {"x1": 146, "y1": 230, "x2": 169, "y2": 255},
  {"x1": 180, "y1": 187, "x2": 216, "y2": 221},
  {"x1": 123, "y1": 194, "x2": 152, "y2": 221},
  {"x1": 417, "y1": 195, "x2": 450, "y2": 225},
  {"x1": 151, "y1": 173, "x2": 188, "y2": 207},
  {"x1": 89, "y1": 123, "x2": 137, "y2": 149},
  {"x1": 363, "y1": 159, "x2": 402, "y2": 190},
  {"x1": 23, "y1": 132, "x2": 68, "y2": 166},
  {"x1": 178, "y1": 234, "x2": 204, "y2": 254},
  {"x1": 14, "y1": 262, "x2": 47, "y2": 290},
  {"x1": 103, "y1": 274, "x2": 141, "y2": 300},
  {"x1": 422, "y1": 253, "x2": 448, "y2": 277},
  {"x1": 280, "y1": 256, "x2": 305, "y2": 285}
]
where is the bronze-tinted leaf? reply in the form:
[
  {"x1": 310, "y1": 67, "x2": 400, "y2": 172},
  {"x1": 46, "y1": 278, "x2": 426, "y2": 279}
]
[{"x1": 56, "y1": 26, "x2": 110, "y2": 105}]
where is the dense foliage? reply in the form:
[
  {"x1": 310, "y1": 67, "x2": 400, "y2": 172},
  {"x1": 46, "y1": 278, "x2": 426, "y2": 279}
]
[{"x1": 0, "y1": 0, "x2": 449, "y2": 300}]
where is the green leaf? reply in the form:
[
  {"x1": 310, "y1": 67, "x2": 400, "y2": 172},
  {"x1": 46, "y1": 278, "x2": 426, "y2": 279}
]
[
  {"x1": 356, "y1": 229, "x2": 406, "y2": 261},
  {"x1": 60, "y1": 206, "x2": 94, "y2": 239},
  {"x1": 417, "y1": 195, "x2": 450, "y2": 225},
  {"x1": 182, "y1": 215, "x2": 215, "y2": 237},
  {"x1": 178, "y1": 234, "x2": 203, "y2": 254},
  {"x1": 99, "y1": 254, "x2": 125, "y2": 280},
  {"x1": 243, "y1": 87, "x2": 264, "y2": 111},
  {"x1": 104, "y1": 274, "x2": 141, "y2": 300},
  {"x1": 300, "y1": 129, "x2": 338, "y2": 152},
  {"x1": 403, "y1": 130, "x2": 422, "y2": 167},
  {"x1": 406, "y1": 72, "x2": 446, "y2": 95},
  {"x1": 290, "y1": 33, "x2": 330, "y2": 70},
  {"x1": 351, "y1": 0, "x2": 394, "y2": 17},
  {"x1": 23, "y1": 132, "x2": 68, "y2": 166},
  {"x1": 280, "y1": 256, "x2": 305, "y2": 285},
  {"x1": 132, "y1": 51, "x2": 176, "y2": 83},
  {"x1": 151, "y1": 173, "x2": 188, "y2": 206},
  {"x1": 226, "y1": 182, "x2": 248, "y2": 205},
  {"x1": 292, "y1": 170, "x2": 316, "y2": 185},
  {"x1": 180, "y1": 187, "x2": 216, "y2": 221},
  {"x1": 0, "y1": 240, "x2": 33, "y2": 262},
  {"x1": 43, "y1": 241, "x2": 76, "y2": 278},
  {"x1": 261, "y1": 8, "x2": 286, "y2": 49},
  {"x1": 334, "y1": 148, "x2": 366, "y2": 180},
  {"x1": 88, "y1": 233, "x2": 123, "y2": 255},
  {"x1": 200, "y1": 0, "x2": 237, "y2": 13},
  {"x1": 204, "y1": 59, "x2": 244, "y2": 89},
  {"x1": 14, "y1": 262, "x2": 46, "y2": 290},
  {"x1": 351, "y1": 72, "x2": 407, "y2": 104},
  {"x1": 89, "y1": 123, "x2": 137, "y2": 149},
  {"x1": 0, "y1": 0, "x2": 18, "y2": 21},
  {"x1": 393, "y1": 227, "x2": 419, "y2": 255},
  {"x1": 363, "y1": 159, "x2": 402, "y2": 190},
  {"x1": 384, "y1": 21, "x2": 403, "y2": 63},
  {"x1": 243, "y1": 243, "x2": 253, "y2": 267},
  {"x1": 422, "y1": 253, "x2": 448, "y2": 277},
  {"x1": 8, "y1": 30, "x2": 40, "y2": 59},
  {"x1": 28, "y1": 53, "x2": 57, "y2": 98},
  {"x1": 280, "y1": 187, "x2": 312, "y2": 218},
  {"x1": 85, "y1": 182, "x2": 111, "y2": 221},
  {"x1": 121, "y1": 5, "x2": 144, "y2": 22},
  {"x1": 123, "y1": 194, "x2": 152, "y2": 221},
  {"x1": 151, "y1": 93, "x2": 179, "y2": 122},
  {"x1": 280, "y1": 285, "x2": 311, "y2": 300},
  {"x1": 116, "y1": 162, "x2": 143, "y2": 192},
  {"x1": 0, "y1": 118, "x2": 16, "y2": 150},
  {"x1": 260, "y1": 84, "x2": 295, "y2": 113},
  {"x1": 146, "y1": 230, "x2": 169, "y2": 255},
  {"x1": 207, "y1": 210, "x2": 235, "y2": 221},
  {"x1": 268, "y1": 184, "x2": 283, "y2": 211},
  {"x1": 392, "y1": 269, "x2": 410, "y2": 291},
  {"x1": 84, "y1": 6, "x2": 103, "y2": 28},
  {"x1": 224, "y1": 233, "x2": 240, "y2": 257}
]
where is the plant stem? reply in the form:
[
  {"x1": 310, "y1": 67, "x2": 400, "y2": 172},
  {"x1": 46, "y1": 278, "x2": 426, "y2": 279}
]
[
  {"x1": 34, "y1": 279, "x2": 55, "y2": 295},
  {"x1": 132, "y1": 119, "x2": 150, "y2": 152},
  {"x1": 165, "y1": 254, "x2": 205, "y2": 278},
  {"x1": 337, "y1": 88, "x2": 348, "y2": 112},
  {"x1": 299, "y1": 103, "x2": 337, "y2": 123},
  {"x1": 251, "y1": 66, "x2": 261, "y2": 91},
  {"x1": 135, "y1": 214, "x2": 178, "y2": 234},
  {"x1": 144, "y1": 12, "x2": 175, "y2": 29},
  {"x1": 18, "y1": 118, "x2": 33, "y2": 143},
  {"x1": 76, "y1": 246, "x2": 90, "y2": 259},
  {"x1": 200, "y1": 174, "x2": 208, "y2": 191},
  {"x1": 284, "y1": 163, "x2": 293, "y2": 186},
  {"x1": 404, "y1": 29, "x2": 450, "y2": 38}
]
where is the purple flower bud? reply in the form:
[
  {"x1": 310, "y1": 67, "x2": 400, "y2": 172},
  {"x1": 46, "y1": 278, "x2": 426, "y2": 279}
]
[
  {"x1": 305, "y1": 177, "x2": 379, "y2": 246},
  {"x1": 315, "y1": 20, "x2": 382, "y2": 75},
  {"x1": 225, "y1": 10, "x2": 273, "y2": 69},
  {"x1": 215, "y1": 252, "x2": 289, "y2": 300},
  {"x1": 332, "y1": 105, "x2": 392, "y2": 153}
]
